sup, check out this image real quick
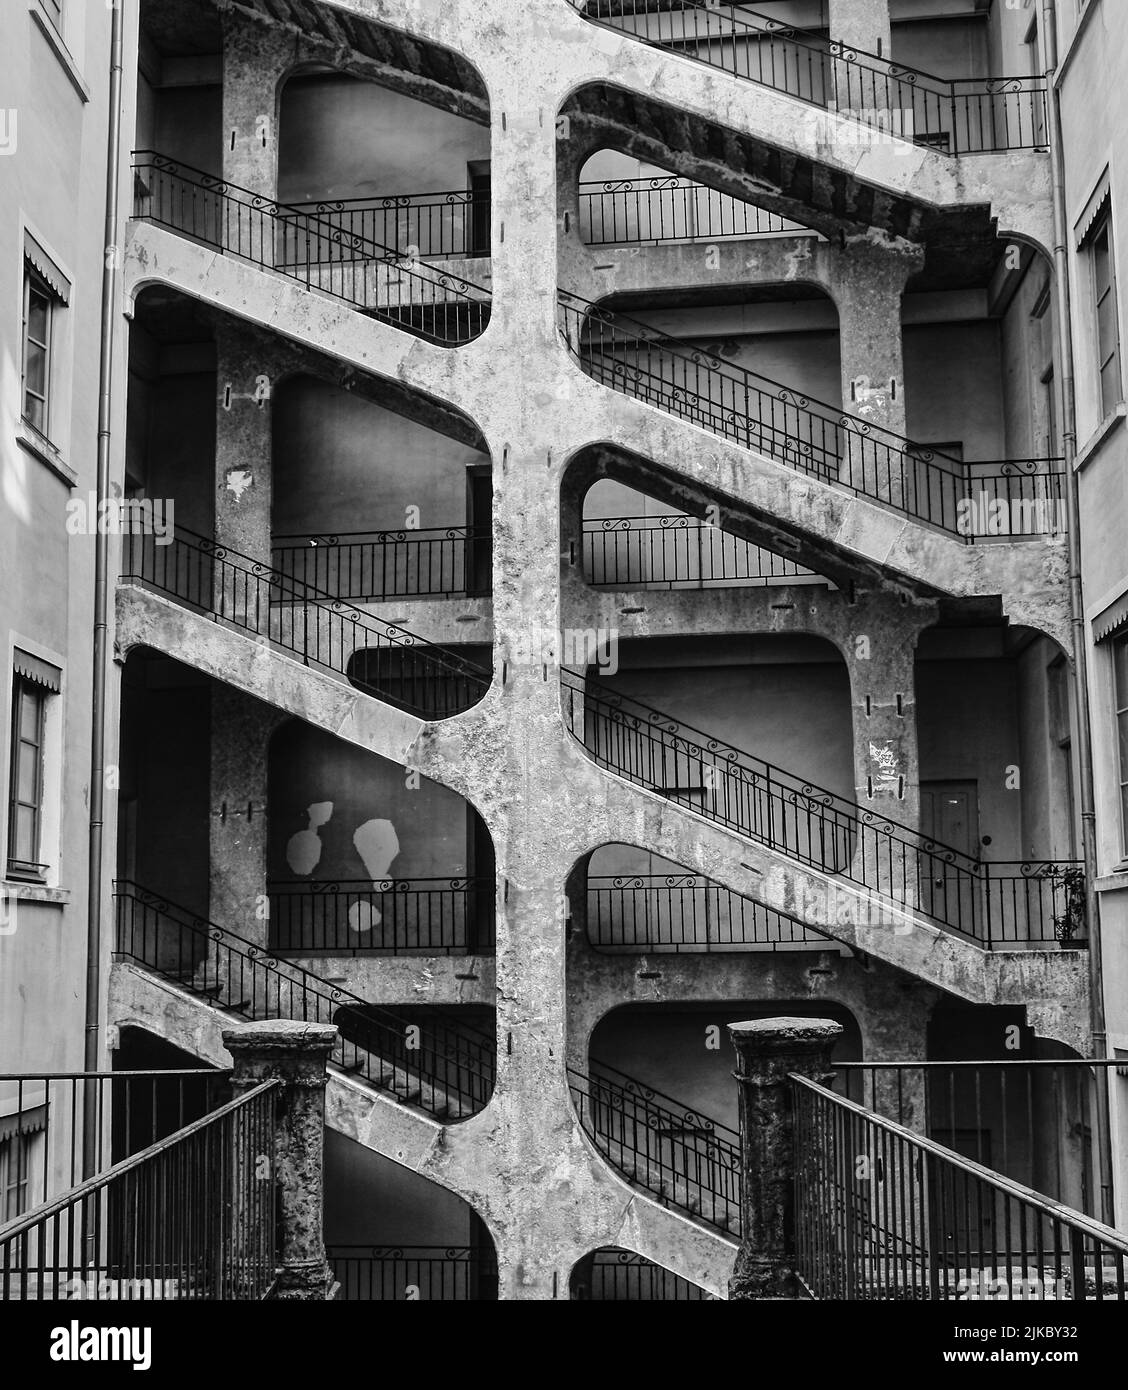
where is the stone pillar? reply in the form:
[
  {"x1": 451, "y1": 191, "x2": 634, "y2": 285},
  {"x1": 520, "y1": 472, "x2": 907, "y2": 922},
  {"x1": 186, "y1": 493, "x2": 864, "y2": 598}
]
[
  {"x1": 223, "y1": 1020, "x2": 337, "y2": 1301},
  {"x1": 843, "y1": 596, "x2": 931, "y2": 918},
  {"x1": 220, "y1": 10, "x2": 295, "y2": 199},
  {"x1": 214, "y1": 321, "x2": 274, "y2": 562},
  {"x1": 830, "y1": 238, "x2": 923, "y2": 510},
  {"x1": 728, "y1": 1017, "x2": 843, "y2": 1300},
  {"x1": 209, "y1": 688, "x2": 278, "y2": 950},
  {"x1": 828, "y1": 0, "x2": 891, "y2": 59}
]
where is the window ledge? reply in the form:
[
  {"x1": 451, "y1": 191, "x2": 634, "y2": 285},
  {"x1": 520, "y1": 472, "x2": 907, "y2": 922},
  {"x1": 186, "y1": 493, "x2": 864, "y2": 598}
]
[
  {"x1": 1, "y1": 880, "x2": 68, "y2": 906},
  {"x1": 29, "y1": 7, "x2": 90, "y2": 103},
  {"x1": 1075, "y1": 403, "x2": 1126, "y2": 472},
  {"x1": 16, "y1": 420, "x2": 77, "y2": 487}
]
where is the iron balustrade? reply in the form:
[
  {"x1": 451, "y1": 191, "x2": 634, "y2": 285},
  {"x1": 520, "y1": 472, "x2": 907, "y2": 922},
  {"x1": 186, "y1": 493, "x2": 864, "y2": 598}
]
[
  {"x1": 578, "y1": 175, "x2": 810, "y2": 246},
  {"x1": 573, "y1": 1247, "x2": 715, "y2": 1300},
  {"x1": 283, "y1": 189, "x2": 490, "y2": 262},
  {"x1": 0, "y1": 1080, "x2": 279, "y2": 1301},
  {"x1": 328, "y1": 1246, "x2": 499, "y2": 1300},
  {"x1": 586, "y1": 872, "x2": 831, "y2": 951},
  {"x1": 567, "y1": 2, "x2": 1048, "y2": 155},
  {"x1": 114, "y1": 883, "x2": 496, "y2": 1123},
  {"x1": 584, "y1": 512, "x2": 815, "y2": 588},
  {"x1": 790, "y1": 1074, "x2": 1128, "y2": 1301},
  {"x1": 562, "y1": 670, "x2": 1086, "y2": 947},
  {"x1": 119, "y1": 522, "x2": 491, "y2": 720},
  {"x1": 0, "y1": 1070, "x2": 224, "y2": 1220},
  {"x1": 569, "y1": 1059, "x2": 741, "y2": 1236},
  {"x1": 268, "y1": 878, "x2": 496, "y2": 957},
  {"x1": 131, "y1": 152, "x2": 491, "y2": 347},
  {"x1": 835, "y1": 1060, "x2": 1117, "y2": 1223},
  {"x1": 272, "y1": 526, "x2": 492, "y2": 601},
  {"x1": 557, "y1": 288, "x2": 1067, "y2": 541}
]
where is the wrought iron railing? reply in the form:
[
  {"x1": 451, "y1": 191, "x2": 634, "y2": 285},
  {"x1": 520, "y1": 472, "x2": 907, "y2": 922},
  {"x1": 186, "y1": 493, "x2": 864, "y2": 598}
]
[
  {"x1": 562, "y1": 670, "x2": 1086, "y2": 947},
  {"x1": 791, "y1": 1075, "x2": 1128, "y2": 1300},
  {"x1": 272, "y1": 526, "x2": 492, "y2": 601},
  {"x1": 114, "y1": 883, "x2": 496, "y2": 1122},
  {"x1": 586, "y1": 872, "x2": 831, "y2": 950},
  {"x1": 283, "y1": 188, "x2": 490, "y2": 262},
  {"x1": 131, "y1": 152, "x2": 491, "y2": 346},
  {"x1": 569, "y1": 1059, "x2": 741, "y2": 1236},
  {"x1": 572, "y1": 1247, "x2": 715, "y2": 1299},
  {"x1": 558, "y1": 289, "x2": 1067, "y2": 541},
  {"x1": 567, "y1": 2, "x2": 1048, "y2": 155},
  {"x1": 0, "y1": 1080, "x2": 279, "y2": 1301},
  {"x1": 584, "y1": 513, "x2": 815, "y2": 587},
  {"x1": 268, "y1": 878, "x2": 496, "y2": 957},
  {"x1": 836, "y1": 1060, "x2": 1117, "y2": 1222},
  {"x1": 0, "y1": 1069, "x2": 224, "y2": 1221},
  {"x1": 119, "y1": 523, "x2": 491, "y2": 720},
  {"x1": 328, "y1": 1245, "x2": 499, "y2": 1300},
  {"x1": 578, "y1": 175, "x2": 810, "y2": 246}
]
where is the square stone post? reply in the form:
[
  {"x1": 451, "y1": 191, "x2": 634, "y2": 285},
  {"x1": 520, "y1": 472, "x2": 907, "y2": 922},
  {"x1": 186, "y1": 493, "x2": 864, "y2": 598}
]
[
  {"x1": 224, "y1": 1020, "x2": 337, "y2": 1300},
  {"x1": 728, "y1": 1017, "x2": 843, "y2": 1300}
]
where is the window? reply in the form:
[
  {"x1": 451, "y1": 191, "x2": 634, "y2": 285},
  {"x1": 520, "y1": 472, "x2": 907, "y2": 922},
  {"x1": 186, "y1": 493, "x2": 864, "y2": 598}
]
[
  {"x1": 1090, "y1": 214, "x2": 1123, "y2": 420},
  {"x1": 7, "y1": 677, "x2": 46, "y2": 881},
  {"x1": 0, "y1": 1132, "x2": 34, "y2": 1222},
  {"x1": 21, "y1": 270, "x2": 52, "y2": 437},
  {"x1": 6, "y1": 654, "x2": 60, "y2": 883},
  {"x1": 1115, "y1": 636, "x2": 1128, "y2": 856}
]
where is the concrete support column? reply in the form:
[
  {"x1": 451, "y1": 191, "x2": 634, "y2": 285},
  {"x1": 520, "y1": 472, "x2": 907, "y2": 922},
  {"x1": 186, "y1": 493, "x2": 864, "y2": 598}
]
[
  {"x1": 828, "y1": 0, "x2": 891, "y2": 59},
  {"x1": 214, "y1": 322, "x2": 274, "y2": 562},
  {"x1": 209, "y1": 688, "x2": 278, "y2": 949},
  {"x1": 843, "y1": 598, "x2": 930, "y2": 913},
  {"x1": 728, "y1": 1017, "x2": 844, "y2": 1299},
  {"x1": 831, "y1": 239, "x2": 922, "y2": 509},
  {"x1": 223, "y1": 1020, "x2": 336, "y2": 1301},
  {"x1": 220, "y1": 11, "x2": 294, "y2": 199}
]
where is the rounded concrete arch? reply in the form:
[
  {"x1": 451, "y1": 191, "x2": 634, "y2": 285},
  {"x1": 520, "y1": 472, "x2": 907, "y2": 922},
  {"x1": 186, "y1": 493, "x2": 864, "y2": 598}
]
[
  {"x1": 568, "y1": 1245, "x2": 714, "y2": 1300},
  {"x1": 266, "y1": 715, "x2": 497, "y2": 956}
]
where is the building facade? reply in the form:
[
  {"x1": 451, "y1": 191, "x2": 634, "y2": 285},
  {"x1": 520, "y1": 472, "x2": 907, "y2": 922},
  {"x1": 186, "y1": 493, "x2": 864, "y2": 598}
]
[{"x1": 3, "y1": 0, "x2": 1128, "y2": 1297}]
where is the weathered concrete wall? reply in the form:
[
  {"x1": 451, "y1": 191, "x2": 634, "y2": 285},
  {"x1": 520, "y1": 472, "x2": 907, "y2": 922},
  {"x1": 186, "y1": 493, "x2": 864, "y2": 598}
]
[
  {"x1": 272, "y1": 375, "x2": 482, "y2": 538},
  {"x1": 278, "y1": 73, "x2": 488, "y2": 204},
  {"x1": 104, "y1": 0, "x2": 1097, "y2": 1298}
]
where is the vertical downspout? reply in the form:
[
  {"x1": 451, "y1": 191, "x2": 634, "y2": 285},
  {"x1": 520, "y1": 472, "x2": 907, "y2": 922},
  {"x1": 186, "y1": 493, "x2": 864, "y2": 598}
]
[
  {"x1": 1041, "y1": 0, "x2": 1113, "y2": 1223},
  {"x1": 83, "y1": 0, "x2": 124, "y2": 1176}
]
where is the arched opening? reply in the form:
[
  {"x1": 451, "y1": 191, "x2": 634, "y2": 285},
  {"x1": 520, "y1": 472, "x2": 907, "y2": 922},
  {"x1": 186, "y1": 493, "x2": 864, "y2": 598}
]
[
  {"x1": 268, "y1": 718, "x2": 495, "y2": 956},
  {"x1": 326, "y1": 1135, "x2": 497, "y2": 1299},
  {"x1": 569, "y1": 1247, "x2": 714, "y2": 1300},
  {"x1": 279, "y1": 70, "x2": 491, "y2": 261}
]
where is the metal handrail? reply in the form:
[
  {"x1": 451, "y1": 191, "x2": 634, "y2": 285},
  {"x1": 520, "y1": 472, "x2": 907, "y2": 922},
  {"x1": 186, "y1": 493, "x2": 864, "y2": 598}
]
[
  {"x1": 131, "y1": 151, "x2": 491, "y2": 346},
  {"x1": 790, "y1": 1074, "x2": 1128, "y2": 1300},
  {"x1": 566, "y1": 1, "x2": 1048, "y2": 155},
  {"x1": 0, "y1": 1080, "x2": 280, "y2": 1302},
  {"x1": 283, "y1": 187, "x2": 490, "y2": 262},
  {"x1": 271, "y1": 525, "x2": 492, "y2": 602},
  {"x1": 586, "y1": 870, "x2": 833, "y2": 949},
  {"x1": 577, "y1": 174, "x2": 812, "y2": 245},
  {"x1": 267, "y1": 876, "x2": 497, "y2": 956},
  {"x1": 582, "y1": 511, "x2": 815, "y2": 587},
  {"x1": 119, "y1": 521, "x2": 491, "y2": 719},
  {"x1": 569, "y1": 1058, "x2": 741, "y2": 1235},
  {"x1": 558, "y1": 287, "x2": 1067, "y2": 541},
  {"x1": 114, "y1": 882, "x2": 496, "y2": 1122},
  {"x1": 562, "y1": 669, "x2": 1086, "y2": 946}
]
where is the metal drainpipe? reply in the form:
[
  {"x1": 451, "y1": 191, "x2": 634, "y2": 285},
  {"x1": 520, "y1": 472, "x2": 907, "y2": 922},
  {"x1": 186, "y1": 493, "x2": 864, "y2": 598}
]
[
  {"x1": 1040, "y1": 0, "x2": 1113, "y2": 1224},
  {"x1": 83, "y1": 0, "x2": 125, "y2": 1178}
]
